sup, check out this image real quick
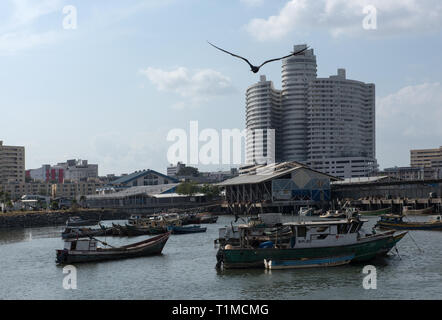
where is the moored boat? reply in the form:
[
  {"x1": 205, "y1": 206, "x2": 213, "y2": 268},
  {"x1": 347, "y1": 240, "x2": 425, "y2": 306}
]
[
  {"x1": 403, "y1": 206, "x2": 433, "y2": 215},
  {"x1": 61, "y1": 225, "x2": 113, "y2": 239},
  {"x1": 216, "y1": 216, "x2": 407, "y2": 269},
  {"x1": 375, "y1": 214, "x2": 442, "y2": 231},
  {"x1": 66, "y1": 216, "x2": 99, "y2": 227},
  {"x1": 56, "y1": 232, "x2": 170, "y2": 264},
  {"x1": 359, "y1": 207, "x2": 392, "y2": 216},
  {"x1": 167, "y1": 225, "x2": 207, "y2": 234},
  {"x1": 125, "y1": 224, "x2": 167, "y2": 236}
]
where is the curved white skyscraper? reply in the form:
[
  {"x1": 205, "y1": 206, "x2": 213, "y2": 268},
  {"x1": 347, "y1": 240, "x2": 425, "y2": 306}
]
[
  {"x1": 245, "y1": 75, "x2": 281, "y2": 164},
  {"x1": 281, "y1": 45, "x2": 317, "y2": 163},
  {"x1": 244, "y1": 45, "x2": 377, "y2": 178}
]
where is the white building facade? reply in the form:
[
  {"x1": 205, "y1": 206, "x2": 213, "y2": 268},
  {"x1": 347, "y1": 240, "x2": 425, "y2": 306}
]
[
  {"x1": 245, "y1": 75, "x2": 281, "y2": 164},
  {"x1": 245, "y1": 45, "x2": 378, "y2": 179}
]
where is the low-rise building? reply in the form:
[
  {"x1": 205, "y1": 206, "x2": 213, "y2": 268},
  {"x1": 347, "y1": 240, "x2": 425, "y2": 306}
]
[
  {"x1": 411, "y1": 146, "x2": 442, "y2": 167},
  {"x1": 85, "y1": 184, "x2": 209, "y2": 210},
  {"x1": 51, "y1": 182, "x2": 104, "y2": 199},
  {"x1": 167, "y1": 162, "x2": 186, "y2": 177},
  {"x1": 26, "y1": 159, "x2": 98, "y2": 183}
]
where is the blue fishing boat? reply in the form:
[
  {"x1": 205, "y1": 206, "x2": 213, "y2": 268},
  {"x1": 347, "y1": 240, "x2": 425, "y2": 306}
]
[{"x1": 167, "y1": 225, "x2": 207, "y2": 234}]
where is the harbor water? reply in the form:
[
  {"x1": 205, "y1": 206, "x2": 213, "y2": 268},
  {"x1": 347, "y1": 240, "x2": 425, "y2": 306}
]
[{"x1": 0, "y1": 215, "x2": 441, "y2": 300}]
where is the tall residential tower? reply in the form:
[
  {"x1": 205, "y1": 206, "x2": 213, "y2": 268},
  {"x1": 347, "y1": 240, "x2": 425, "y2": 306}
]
[
  {"x1": 245, "y1": 75, "x2": 282, "y2": 164},
  {"x1": 245, "y1": 45, "x2": 378, "y2": 178}
]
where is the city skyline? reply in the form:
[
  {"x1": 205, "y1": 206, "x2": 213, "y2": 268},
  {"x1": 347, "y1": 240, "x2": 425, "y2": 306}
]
[{"x1": 1, "y1": 0, "x2": 441, "y2": 175}]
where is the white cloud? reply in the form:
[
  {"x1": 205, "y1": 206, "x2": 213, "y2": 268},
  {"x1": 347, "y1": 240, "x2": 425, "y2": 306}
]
[
  {"x1": 139, "y1": 67, "x2": 235, "y2": 106},
  {"x1": 377, "y1": 82, "x2": 442, "y2": 167},
  {"x1": 245, "y1": 0, "x2": 442, "y2": 40},
  {"x1": 0, "y1": 0, "x2": 63, "y2": 55},
  {"x1": 9, "y1": 0, "x2": 62, "y2": 28},
  {"x1": 377, "y1": 82, "x2": 442, "y2": 137}
]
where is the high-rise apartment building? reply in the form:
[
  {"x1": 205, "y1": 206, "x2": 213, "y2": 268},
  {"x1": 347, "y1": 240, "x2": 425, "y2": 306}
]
[
  {"x1": 245, "y1": 75, "x2": 282, "y2": 164},
  {"x1": 281, "y1": 45, "x2": 317, "y2": 162},
  {"x1": 306, "y1": 69, "x2": 377, "y2": 177},
  {"x1": 245, "y1": 45, "x2": 378, "y2": 178},
  {"x1": 0, "y1": 141, "x2": 25, "y2": 184}
]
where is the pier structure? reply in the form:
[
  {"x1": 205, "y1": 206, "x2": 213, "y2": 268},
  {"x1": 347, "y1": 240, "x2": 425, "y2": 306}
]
[{"x1": 332, "y1": 177, "x2": 442, "y2": 214}]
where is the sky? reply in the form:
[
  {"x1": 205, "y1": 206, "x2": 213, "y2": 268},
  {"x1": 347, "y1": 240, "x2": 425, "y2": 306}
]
[{"x1": 0, "y1": 0, "x2": 441, "y2": 176}]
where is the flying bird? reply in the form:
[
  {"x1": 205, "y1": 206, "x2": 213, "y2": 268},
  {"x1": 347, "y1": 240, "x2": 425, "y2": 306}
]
[{"x1": 208, "y1": 41, "x2": 309, "y2": 73}]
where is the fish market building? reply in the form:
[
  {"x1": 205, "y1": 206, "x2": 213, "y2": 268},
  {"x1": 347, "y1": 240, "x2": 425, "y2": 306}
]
[{"x1": 218, "y1": 162, "x2": 340, "y2": 215}]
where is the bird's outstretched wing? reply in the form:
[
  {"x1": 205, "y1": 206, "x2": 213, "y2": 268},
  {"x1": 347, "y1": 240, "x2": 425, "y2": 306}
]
[
  {"x1": 258, "y1": 46, "x2": 309, "y2": 68},
  {"x1": 208, "y1": 41, "x2": 254, "y2": 69}
]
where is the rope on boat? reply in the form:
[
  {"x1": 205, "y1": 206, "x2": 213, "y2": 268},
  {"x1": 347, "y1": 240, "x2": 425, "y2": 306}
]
[
  {"x1": 407, "y1": 232, "x2": 424, "y2": 253},
  {"x1": 394, "y1": 246, "x2": 402, "y2": 260}
]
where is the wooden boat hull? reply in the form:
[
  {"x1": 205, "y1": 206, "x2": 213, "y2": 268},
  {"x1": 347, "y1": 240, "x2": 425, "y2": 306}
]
[
  {"x1": 359, "y1": 207, "x2": 392, "y2": 216},
  {"x1": 125, "y1": 224, "x2": 167, "y2": 236},
  {"x1": 56, "y1": 233, "x2": 170, "y2": 264},
  {"x1": 218, "y1": 231, "x2": 406, "y2": 269},
  {"x1": 403, "y1": 207, "x2": 433, "y2": 215},
  {"x1": 264, "y1": 254, "x2": 354, "y2": 269}
]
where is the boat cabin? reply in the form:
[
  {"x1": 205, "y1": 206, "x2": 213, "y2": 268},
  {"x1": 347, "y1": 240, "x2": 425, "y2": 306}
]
[
  {"x1": 237, "y1": 218, "x2": 367, "y2": 249},
  {"x1": 64, "y1": 239, "x2": 98, "y2": 252}
]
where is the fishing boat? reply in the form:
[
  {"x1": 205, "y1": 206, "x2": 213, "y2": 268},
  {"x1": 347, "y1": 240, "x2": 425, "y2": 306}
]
[
  {"x1": 359, "y1": 207, "x2": 392, "y2": 216},
  {"x1": 215, "y1": 213, "x2": 286, "y2": 246},
  {"x1": 125, "y1": 224, "x2": 167, "y2": 236},
  {"x1": 402, "y1": 206, "x2": 433, "y2": 215},
  {"x1": 216, "y1": 215, "x2": 407, "y2": 269},
  {"x1": 61, "y1": 225, "x2": 113, "y2": 239},
  {"x1": 375, "y1": 214, "x2": 442, "y2": 230},
  {"x1": 167, "y1": 225, "x2": 207, "y2": 234},
  {"x1": 319, "y1": 210, "x2": 347, "y2": 219},
  {"x1": 56, "y1": 232, "x2": 170, "y2": 264},
  {"x1": 111, "y1": 223, "x2": 128, "y2": 236},
  {"x1": 264, "y1": 254, "x2": 355, "y2": 270},
  {"x1": 66, "y1": 216, "x2": 99, "y2": 227}
]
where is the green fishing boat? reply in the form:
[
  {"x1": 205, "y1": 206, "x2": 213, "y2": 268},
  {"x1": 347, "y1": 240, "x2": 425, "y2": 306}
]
[{"x1": 216, "y1": 216, "x2": 406, "y2": 269}]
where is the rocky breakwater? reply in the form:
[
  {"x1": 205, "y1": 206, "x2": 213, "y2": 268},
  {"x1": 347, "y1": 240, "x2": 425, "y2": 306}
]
[{"x1": 0, "y1": 209, "x2": 129, "y2": 229}]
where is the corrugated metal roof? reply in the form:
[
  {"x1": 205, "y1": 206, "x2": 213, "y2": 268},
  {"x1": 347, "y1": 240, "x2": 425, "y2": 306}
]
[
  {"x1": 86, "y1": 183, "x2": 179, "y2": 200},
  {"x1": 110, "y1": 169, "x2": 178, "y2": 185},
  {"x1": 218, "y1": 162, "x2": 340, "y2": 186},
  {"x1": 217, "y1": 162, "x2": 303, "y2": 186}
]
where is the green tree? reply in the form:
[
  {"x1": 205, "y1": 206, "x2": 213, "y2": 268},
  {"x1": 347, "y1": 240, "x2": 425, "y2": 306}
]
[
  {"x1": 176, "y1": 182, "x2": 200, "y2": 196},
  {"x1": 200, "y1": 184, "x2": 221, "y2": 199},
  {"x1": 177, "y1": 166, "x2": 199, "y2": 177}
]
